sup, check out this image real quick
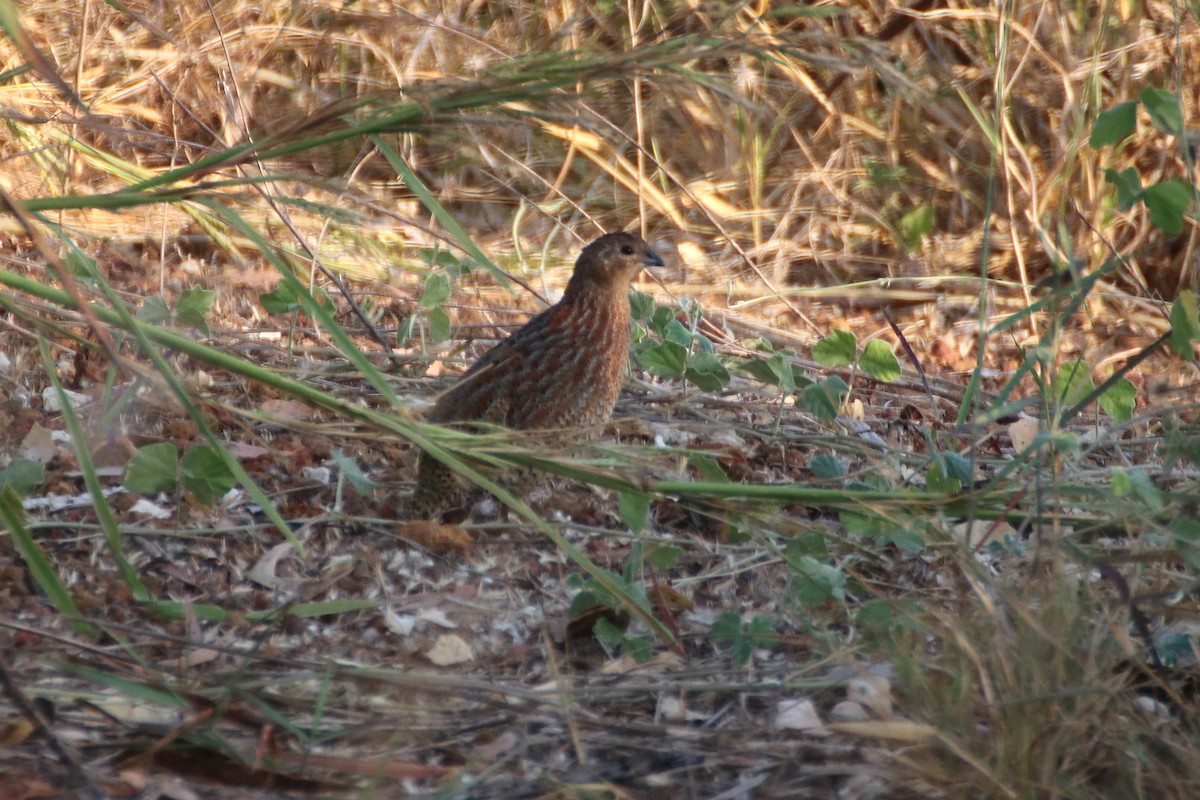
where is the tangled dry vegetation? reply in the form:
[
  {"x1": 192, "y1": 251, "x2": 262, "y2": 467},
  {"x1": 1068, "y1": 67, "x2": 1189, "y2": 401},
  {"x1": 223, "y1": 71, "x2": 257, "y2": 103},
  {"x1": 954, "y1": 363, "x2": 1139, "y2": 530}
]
[{"x1": 0, "y1": 1, "x2": 1198, "y2": 798}]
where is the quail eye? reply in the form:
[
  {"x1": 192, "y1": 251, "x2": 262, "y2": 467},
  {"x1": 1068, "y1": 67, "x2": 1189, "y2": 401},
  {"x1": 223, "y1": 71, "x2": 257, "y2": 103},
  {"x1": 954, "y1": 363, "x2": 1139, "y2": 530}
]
[{"x1": 620, "y1": 244, "x2": 635, "y2": 255}]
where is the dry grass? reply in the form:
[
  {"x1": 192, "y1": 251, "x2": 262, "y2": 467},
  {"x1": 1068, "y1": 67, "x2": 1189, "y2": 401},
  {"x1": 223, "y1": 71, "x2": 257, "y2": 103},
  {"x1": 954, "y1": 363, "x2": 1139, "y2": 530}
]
[{"x1": 0, "y1": 1, "x2": 1198, "y2": 798}]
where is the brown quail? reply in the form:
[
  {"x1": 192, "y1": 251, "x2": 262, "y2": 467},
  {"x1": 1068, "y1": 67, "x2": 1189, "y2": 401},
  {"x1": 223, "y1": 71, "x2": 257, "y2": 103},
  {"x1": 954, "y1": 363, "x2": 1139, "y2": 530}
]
[{"x1": 413, "y1": 231, "x2": 664, "y2": 517}]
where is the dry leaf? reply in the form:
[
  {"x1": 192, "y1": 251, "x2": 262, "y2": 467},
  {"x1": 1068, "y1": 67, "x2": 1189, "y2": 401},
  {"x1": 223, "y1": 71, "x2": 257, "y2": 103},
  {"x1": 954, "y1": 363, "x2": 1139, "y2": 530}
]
[
  {"x1": 0, "y1": 717, "x2": 34, "y2": 746},
  {"x1": 846, "y1": 675, "x2": 893, "y2": 720},
  {"x1": 773, "y1": 698, "x2": 827, "y2": 734},
  {"x1": 397, "y1": 520, "x2": 474, "y2": 553},
  {"x1": 650, "y1": 583, "x2": 694, "y2": 616},
  {"x1": 827, "y1": 720, "x2": 938, "y2": 742},
  {"x1": 19, "y1": 423, "x2": 56, "y2": 462},
  {"x1": 830, "y1": 701, "x2": 870, "y2": 722},
  {"x1": 90, "y1": 434, "x2": 138, "y2": 468},
  {"x1": 249, "y1": 542, "x2": 302, "y2": 593},
  {"x1": 1008, "y1": 415, "x2": 1039, "y2": 452},
  {"x1": 227, "y1": 441, "x2": 270, "y2": 459},
  {"x1": 425, "y1": 634, "x2": 473, "y2": 666},
  {"x1": 260, "y1": 399, "x2": 313, "y2": 421},
  {"x1": 952, "y1": 518, "x2": 1017, "y2": 550}
]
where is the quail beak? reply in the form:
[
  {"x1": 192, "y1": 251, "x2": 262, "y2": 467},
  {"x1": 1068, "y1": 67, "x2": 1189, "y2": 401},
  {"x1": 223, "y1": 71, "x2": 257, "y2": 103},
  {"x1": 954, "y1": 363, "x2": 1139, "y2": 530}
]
[{"x1": 643, "y1": 247, "x2": 665, "y2": 269}]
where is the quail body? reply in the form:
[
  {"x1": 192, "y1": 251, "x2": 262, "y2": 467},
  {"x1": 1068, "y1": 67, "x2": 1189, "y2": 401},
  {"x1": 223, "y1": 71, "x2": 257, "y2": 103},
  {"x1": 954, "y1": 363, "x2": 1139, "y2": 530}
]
[{"x1": 413, "y1": 231, "x2": 664, "y2": 517}]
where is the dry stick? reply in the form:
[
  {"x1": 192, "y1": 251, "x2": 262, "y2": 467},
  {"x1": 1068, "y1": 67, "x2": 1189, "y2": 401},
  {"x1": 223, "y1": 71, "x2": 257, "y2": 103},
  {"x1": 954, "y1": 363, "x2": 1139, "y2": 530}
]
[
  {"x1": 883, "y1": 308, "x2": 935, "y2": 409},
  {"x1": 628, "y1": 0, "x2": 645, "y2": 238},
  {"x1": 1095, "y1": 565, "x2": 1161, "y2": 669}
]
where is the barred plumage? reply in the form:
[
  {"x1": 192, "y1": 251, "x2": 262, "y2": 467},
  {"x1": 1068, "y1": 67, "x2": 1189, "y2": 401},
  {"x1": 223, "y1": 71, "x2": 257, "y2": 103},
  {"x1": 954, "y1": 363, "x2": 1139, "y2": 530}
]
[{"x1": 413, "y1": 232, "x2": 664, "y2": 518}]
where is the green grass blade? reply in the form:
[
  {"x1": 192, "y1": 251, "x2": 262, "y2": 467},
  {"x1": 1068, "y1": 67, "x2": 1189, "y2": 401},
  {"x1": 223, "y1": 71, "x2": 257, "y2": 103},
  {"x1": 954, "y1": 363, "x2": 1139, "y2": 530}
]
[
  {"x1": 372, "y1": 135, "x2": 510, "y2": 288},
  {"x1": 0, "y1": 485, "x2": 98, "y2": 637},
  {"x1": 39, "y1": 335, "x2": 150, "y2": 603}
]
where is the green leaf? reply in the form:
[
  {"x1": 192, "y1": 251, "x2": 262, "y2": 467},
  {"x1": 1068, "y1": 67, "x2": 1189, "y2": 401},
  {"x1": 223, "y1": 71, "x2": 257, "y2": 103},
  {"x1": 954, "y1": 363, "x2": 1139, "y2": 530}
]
[
  {"x1": 746, "y1": 616, "x2": 776, "y2": 642},
  {"x1": 397, "y1": 314, "x2": 417, "y2": 346},
  {"x1": 860, "y1": 339, "x2": 901, "y2": 381},
  {"x1": 856, "y1": 599, "x2": 894, "y2": 634},
  {"x1": 0, "y1": 458, "x2": 45, "y2": 495},
  {"x1": 64, "y1": 249, "x2": 97, "y2": 281},
  {"x1": 927, "y1": 452, "x2": 970, "y2": 494},
  {"x1": 840, "y1": 510, "x2": 879, "y2": 536},
  {"x1": 629, "y1": 290, "x2": 655, "y2": 321},
  {"x1": 802, "y1": 376, "x2": 849, "y2": 420},
  {"x1": 1112, "y1": 467, "x2": 1164, "y2": 512},
  {"x1": 664, "y1": 318, "x2": 692, "y2": 347},
  {"x1": 926, "y1": 458, "x2": 961, "y2": 494},
  {"x1": 419, "y1": 272, "x2": 452, "y2": 309},
  {"x1": 1128, "y1": 470, "x2": 1164, "y2": 512},
  {"x1": 123, "y1": 442, "x2": 179, "y2": 494},
  {"x1": 1169, "y1": 290, "x2": 1200, "y2": 361},
  {"x1": 137, "y1": 296, "x2": 171, "y2": 324},
  {"x1": 770, "y1": 353, "x2": 800, "y2": 392},
  {"x1": 427, "y1": 307, "x2": 452, "y2": 343},
  {"x1": 897, "y1": 204, "x2": 935, "y2": 252},
  {"x1": 941, "y1": 451, "x2": 972, "y2": 484},
  {"x1": 648, "y1": 305, "x2": 675, "y2": 337},
  {"x1": 567, "y1": 588, "x2": 603, "y2": 618},
  {"x1": 592, "y1": 616, "x2": 625, "y2": 649},
  {"x1": 618, "y1": 490, "x2": 649, "y2": 533},
  {"x1": 1098, "y1": 377, "x2": 1137, "y2": 422},
  {"x1": 613, "y1": 629, "x2": 654, "y2": 662},
  {"x1": 1055, "y1": 359, "x2": 1094, "y2": 407},
  {"x1": 1048, "y1": 429, "x2": 1081, "y2": 454},
  {"x1": 636, "y1": 340, "x2": 687, "y2": 378},
  {"x1": 332, "y1": 448, "x2": 378, "y2": 493},
  {"x1": 1089, "y1": 101, "x2": 1137, "y2": 146},
  {"x1": 809, "y1": 453, "x2": 845, "y2": 479},
  {"x1": 649, "y1": 544, "x2": 683, "y2": 570},
  {"x1": 709, "y1": 611, "x2": 742, "y2": 644},
  {"x1": 1103, "y1": 167, "x2": 1142, "y2": 211},
  {"x1": 1174, "y1": 516, "x2": 1200, "y2": 543},
  {"x1": 1111, "y1": 468, "x2": 1131, "y2": 497},
  {"x1": 182, "y1": 445, "x2": 238, "y2": 506},
  {"x1": 709, "y1": 611, "x2": 773, "y2": 665},
  {"x1": 685, "y1": 351, "x2": 731, "y2": 391},
  {"x1": 592, "y1": 616, "x2": 652, "y2": 663},
  {"x1": 811, "y1": 330, "x2": 857, "y2": 367},
  {"x1": 738, "y1": 352, "x2": 799, "y2": 393},
  {"x1": 1142, "y1": 180, "x2": 1193, "y2": 234},
  {"x1": 854, "y1": 599, "x2": 902, "y2": 638},
  {"x1": 688, "y1": 454, "x2": 729, "y2": 483},
  {"x1": 419, "y1": 248, "x2": 464, "y2": 270},
  {"x1": 737, "y1": 357, "x2": 778, "y2": 385},
  {"x1": 790, "y1": 556, "x2": 845, "y2": 604},
  {"x1": 1172, "y1": 517, "x2": 1200, "y2": 570},
  {"x1": 1139, "y1": 87, "x2": 1184, "y2": 136},
  {"x1": 259, "y1": 282, "x2": 303, "y2": 314},
  {"x1": 175, "y1": 286, "x2": 214, "y2": 331},
  {"x1": 261, "y1": 279, "x2": 330, "y2": 319},
  {"x1": 783, "y1": 532, "x2": 828, "y2": 558},
  {"x1": 884, "y1": 527, "x2": 927, "y2": 553},
  {"x1": 724, "y1": 633, "x2": 753, "y2": 666}
]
